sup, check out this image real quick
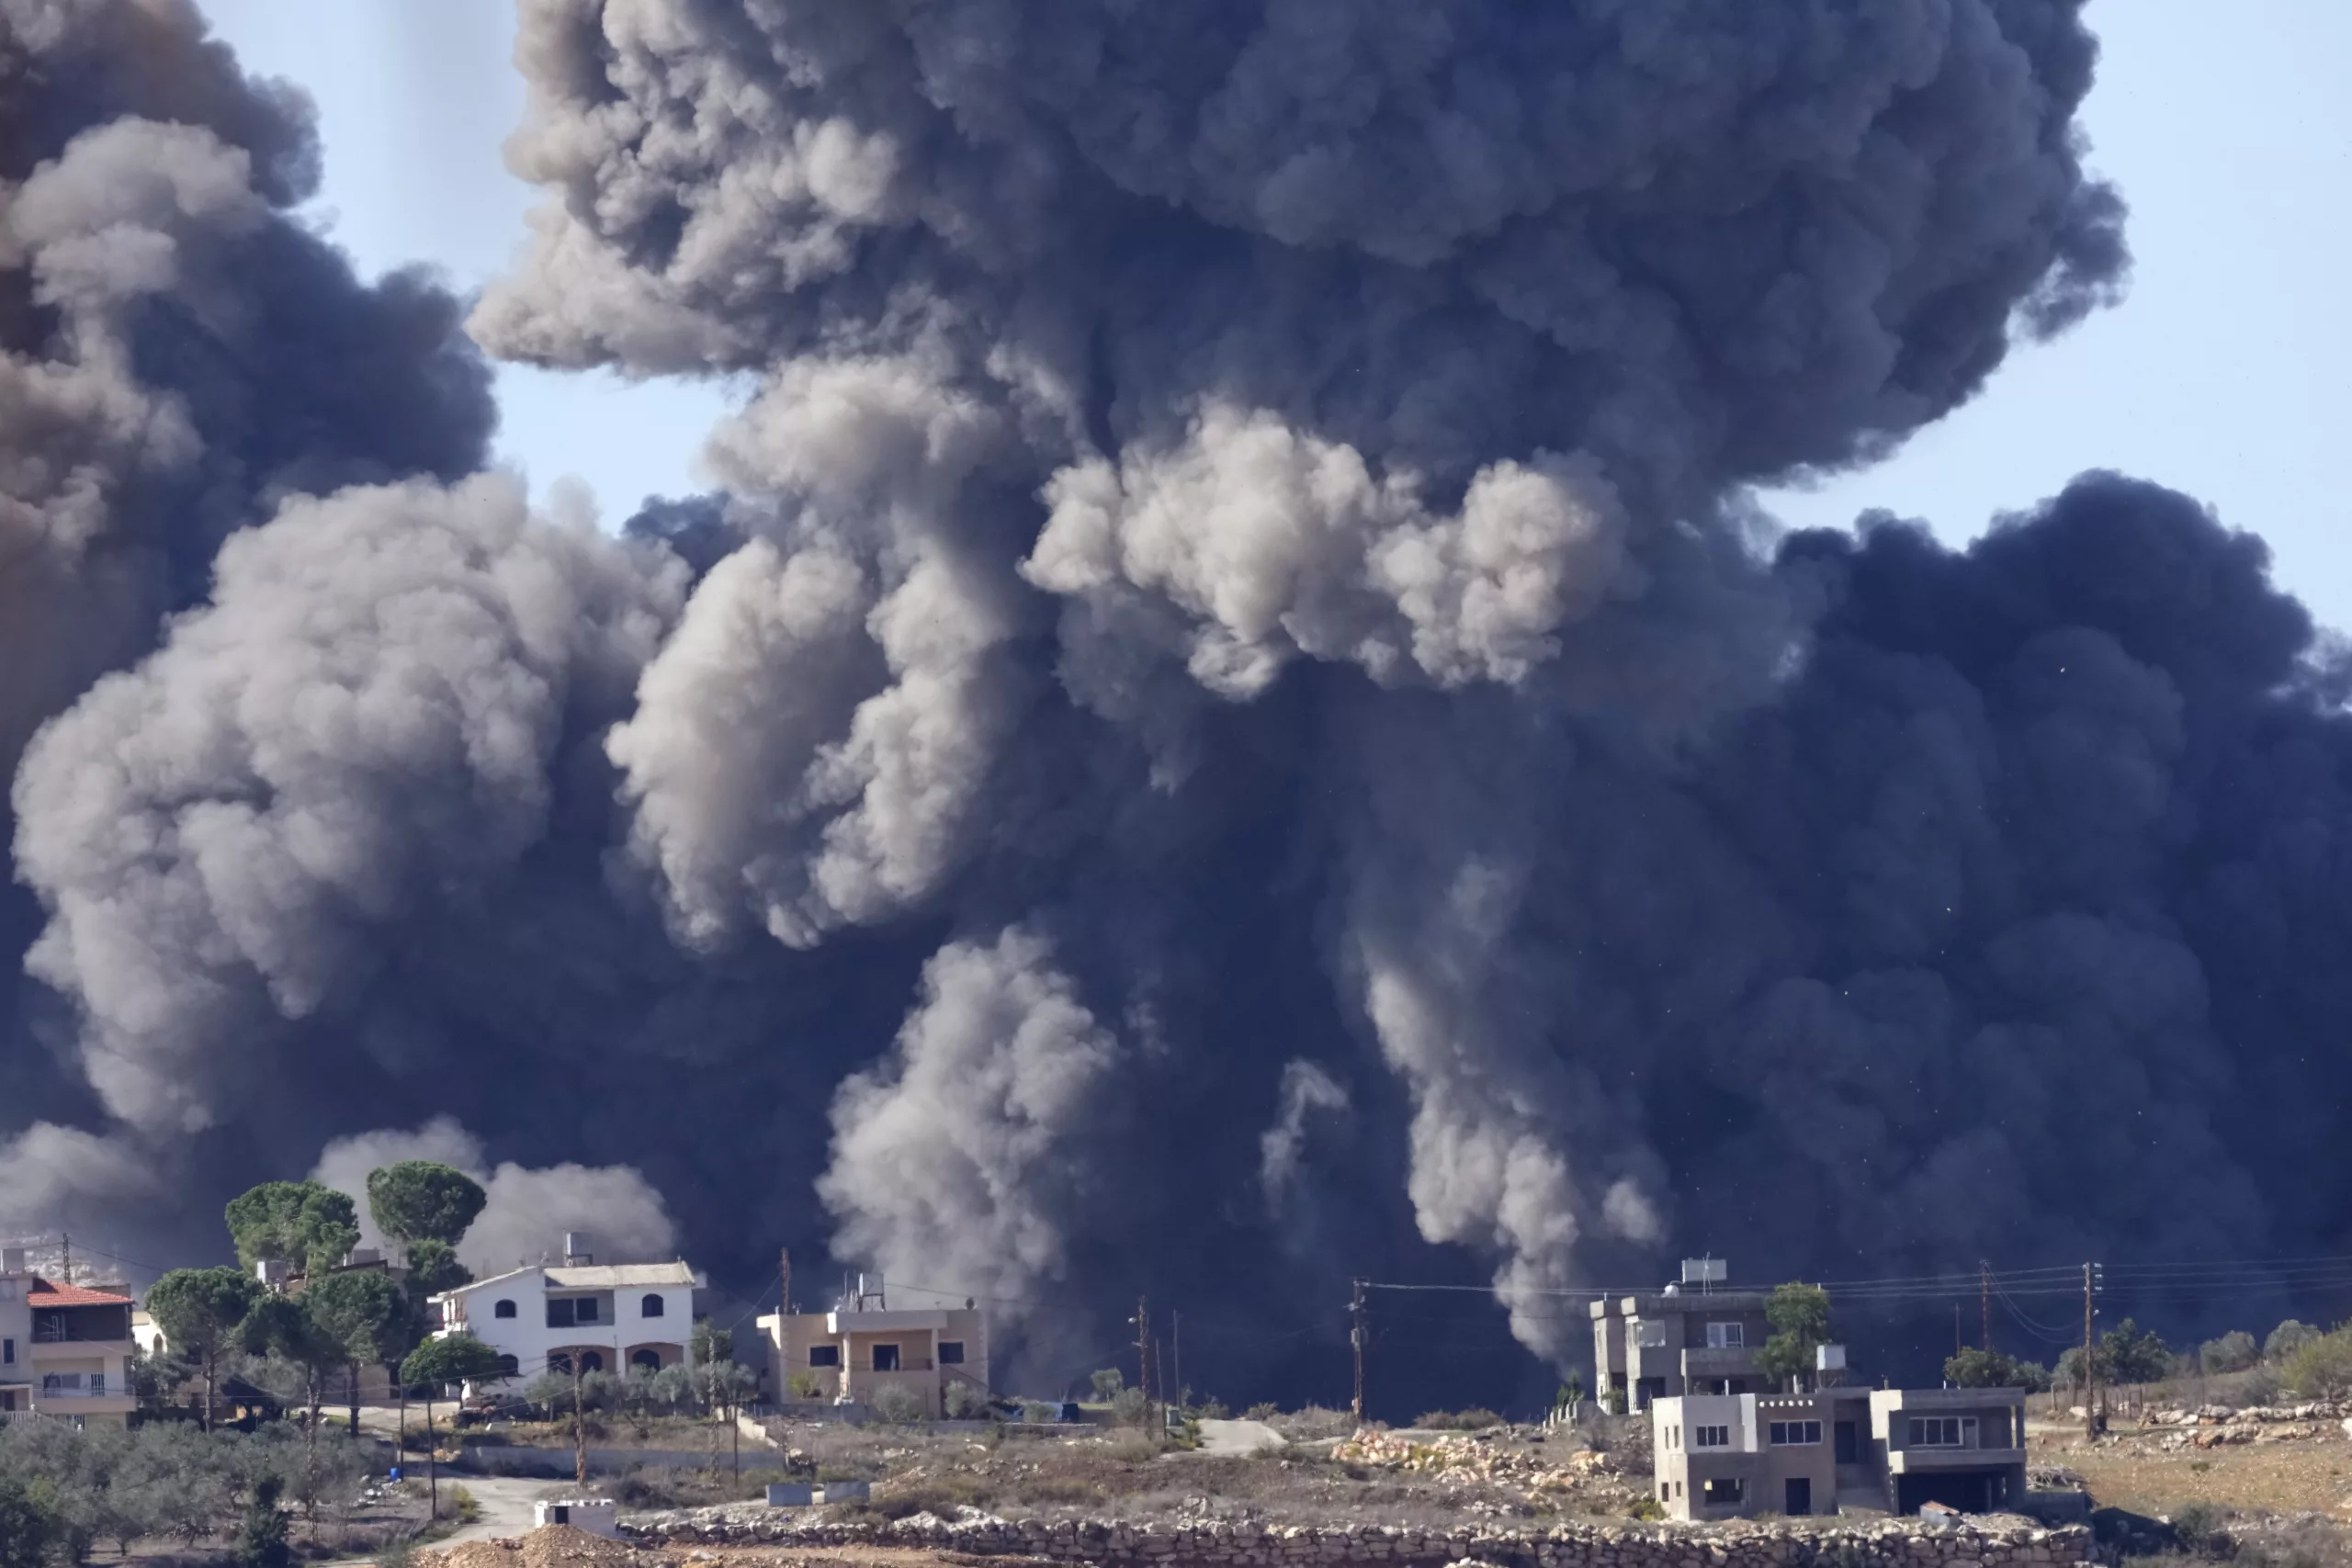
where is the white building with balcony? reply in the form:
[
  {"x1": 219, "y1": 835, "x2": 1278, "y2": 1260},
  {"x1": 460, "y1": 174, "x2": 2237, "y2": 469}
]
[{"x1": 427, "y1": 1240, "x2": 701, "y2": 1390}]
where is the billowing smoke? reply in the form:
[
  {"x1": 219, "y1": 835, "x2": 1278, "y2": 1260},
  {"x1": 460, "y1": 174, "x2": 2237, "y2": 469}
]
[
  {"x1": 12, "y1": 0, "x2": 2349, "y2": 1406},
  {"x1": 311, "y1": 1119, "x2": 679, "y2": 1277},
  {"x1": 820, "y1": 927, "x2": 1122, "y2": 1308}
]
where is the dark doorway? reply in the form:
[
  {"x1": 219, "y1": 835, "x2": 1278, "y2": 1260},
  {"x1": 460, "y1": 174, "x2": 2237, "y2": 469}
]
[
  {"x1": 1896, "y1": 1471, "x2": 2000, "y2": 1515},
  {"x1": 872, "y1": 1343, "x2": 900, "y2": 1371},
  {"x1": 1785, "y1": 1477, "x2": 1812, "y2": 1517},
  {"x1": 1834, "y1": 1422, "x2": 1859, "y2": 1463}
]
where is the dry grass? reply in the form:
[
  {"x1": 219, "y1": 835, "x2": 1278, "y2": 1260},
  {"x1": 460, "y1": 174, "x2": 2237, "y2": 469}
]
[
  {"x1": 2031, "y1": 1423, "x2": 2352, "y2": 1518},
  {"x1": 762, "y1": 1415, "x2": 1647, "y2": 1530}
]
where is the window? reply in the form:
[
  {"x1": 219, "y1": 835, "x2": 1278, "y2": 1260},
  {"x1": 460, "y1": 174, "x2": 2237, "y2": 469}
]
[
  {"x1": 939, "y1": 1341, "x2": 965, "y2": 1365},
  {"x1": 1770, "y1": 1420, "x2": 1823, "y2": 1446},
  {"x1": 578, "y1": 1297, "x2": 600, "y2": 1324},
  {"x1": 1692, "y1": 1425, "x2": 1730, "y2": 1448},
  {"x1": 872, "y1": 1343, "x2": 900, "y2": 1371},
  {"x1": 1702, "y1": 1478, "x2": 1744, "y2": 1505},
  {"x1": 548, "y1": 1296, "x2": 601, "y2": 1327},
  {"x1": 632, "y1": 1349, "x2": 662, "y2": 1371},
  {"x1": 641, "y1": 1293, "x2": 665, "y2": 1318},
  {"x1": 1705, "y1": 1322, "x2": 1745, "y2": 1348},
  {"x1": 1907, "y1": 1416, "x2": 1977, "y2": 1448},
  {"x1": 497, "y1": 1355, "x2": 520, "y2": 1377},
  {"x1": 1660, "y1": 1484, "x2": 1670, "y2": 1503},
  {"x1": 808, "y1": 1345, "x2": 841, "y2": 1368},
  {"x1": 579, "y1": 1350, "x2": 605, "y2": 1373},
  {"x1": 494, "y1": 1300, "x2": 517, "y2": 1319},
  {"x1": 2, "y1": 1338, "x2": 11, "y2": 1365}
]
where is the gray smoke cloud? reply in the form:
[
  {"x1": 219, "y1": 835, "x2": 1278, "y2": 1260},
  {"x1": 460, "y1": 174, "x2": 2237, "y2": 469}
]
[
  {"x1": 0, "y1": 0, "x2": 492, "y2": 785},
  {"x1": 42, "y1": 0, "x2": 2352, "y2": 1412},
  {"x1": 819, "y1": 927, "x2": 1122, "y2": 1311},
  {"x1": 10, "y1": 472, "x2": 684, "y2": 1138},
  {"x1": 309, "y1": 1118, "x2": 681, "y2": 1276},
  {"x1": 1260, "y1": 1061, "x2": 1350, "y2": 1213},
  {"x1": 458, "y1": 0, "x2": 2128, "y2": 1352}
]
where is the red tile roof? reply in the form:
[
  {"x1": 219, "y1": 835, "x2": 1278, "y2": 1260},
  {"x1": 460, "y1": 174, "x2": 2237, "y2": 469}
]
[{"x1": 28, "y1": 1278, "x2": 132, "y2": 1307}]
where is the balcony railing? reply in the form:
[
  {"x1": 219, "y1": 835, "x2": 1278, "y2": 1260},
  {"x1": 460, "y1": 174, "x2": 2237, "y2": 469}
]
[
  {"x1": 851, "y1": 1359, "x2": 934, "y2": 1372},
  {"x1": 32, "y1": 1326, "x2": 129, "y2": 1344},
  {"x1": 37, "y1": 1384, "x2": 116, "y2": 1400}
]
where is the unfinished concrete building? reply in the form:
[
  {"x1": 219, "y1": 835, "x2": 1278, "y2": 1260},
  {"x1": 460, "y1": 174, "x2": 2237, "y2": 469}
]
[
  {"x1": 1652, "y1": 1385, "x2": 2029, "y2": 1519},
  {"x1": 1589, "y1": 1258, "x2": 1770, "y2": 1412}
]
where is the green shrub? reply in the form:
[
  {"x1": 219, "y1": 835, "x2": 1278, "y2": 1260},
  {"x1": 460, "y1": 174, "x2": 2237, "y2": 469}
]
[
  {"x1": 1627, "y1": 1495, "x2": 1666, "y2": 1521},
  {"x1": 233, "y1": 1476, "x2": 292, "y2": 1568},
  {"x1": 446, "y1": 1483, "x2": 481, "y2": 1525},
  {"x1": 0, "y1": 1475, "x2": 61, "y2": 1568},
  {"x1": 1244, "y1": 1403, "x2": 1279, "y2": 1421},
  {"x1": 1021, "y1": 1400, "x2": 1059, "y2": 1423},
  {"x1": 2281, "y1": 1328, "x2": 2352, "y2": 1399},
  {"x1": 1417, "y1": 1407, "x2": 1504, "y2": 1431},
  {"x1": 871, "y1": 1384, "x2": 926, "y2": 1424},
  {"x1": 2265, "y1": 1321, "x2": 2322, "y2": 1363},
  {"x1": 944, "y1": 1381, "x2": 991, "y2": 1419}
]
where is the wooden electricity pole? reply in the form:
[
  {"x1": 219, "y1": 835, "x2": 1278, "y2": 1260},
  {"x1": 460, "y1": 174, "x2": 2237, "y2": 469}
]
[
  {"x1": 1350, "y1": 1279, "x2": 1368, "y2": 1422},
  {"x1": 573, "y1": 1352, "x2": 588, "y2": 1485},
  {"x1": 1980, "y1": 1261, "x2": 1993, "y2": 1353},
  {"x1": 2082, "y1": 1263, "x2": 2097, "y2": 1441},
  {"x1": 1134, "y1": 1298, "x2": 1153, "y2": 1433}
]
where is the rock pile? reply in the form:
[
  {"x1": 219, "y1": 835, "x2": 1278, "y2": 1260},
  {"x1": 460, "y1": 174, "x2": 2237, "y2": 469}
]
[
  {"x1": 1335, "y1": 1430, "x2": 1616, "y2": 1493},
  {"x1": 621, "y1": 1505, "x2": 2096, "y2": 1568}
]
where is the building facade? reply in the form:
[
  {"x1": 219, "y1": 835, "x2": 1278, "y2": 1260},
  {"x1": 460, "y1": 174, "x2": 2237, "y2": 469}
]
[
  {"x1": 1591, "y1": 1288, "x2": 1770, "y2": 1411},
  {"x1": 758, "y1": 1276, "x2": 989, "y2": 1419},
  {"x1": 0, "y1": 1253, "x2": 136, "y2": 1427},
  {"x1": 1652, "y1": 1386, "x2": 2028, "y2": 1520},
  {"x1": 0, "y1": 1251, "x2": 29, "y2": 1419},
  {"x1": 430, "y1": 1257, "x2": 701, "y2": 1389}
]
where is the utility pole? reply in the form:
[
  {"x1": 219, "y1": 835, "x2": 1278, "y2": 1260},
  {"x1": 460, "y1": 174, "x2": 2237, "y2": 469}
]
[
  {"x1": 1954, "y1": 1303, "x2": 1962, "y2": 1358},
  {"x1": 58, "y1": 1233, "x2": 71, "y2": 1287},
  {"x1": 2082, "y1": 1263, "x2": 2097, "y2": 1442},
  {"x1": 1350, "y1": 1279, "x2": 1368, "y2": 1422},
  {"x1": 1980, "y1": 1261, "x2": 1993, "y2": 1353},
  {"x1": 573, "y1": 1352, "x2": 587, "y2": 1486},
  {"x1": 779, "y1": 1247, "x2": 792, "y2": 1399},
  {"x1": 1133, "y1": 1298, "x2": 1152, "y2": 1435},
  {"x1": 1171, "y1": 1312, "x2": 1182, "y2": 1409}
]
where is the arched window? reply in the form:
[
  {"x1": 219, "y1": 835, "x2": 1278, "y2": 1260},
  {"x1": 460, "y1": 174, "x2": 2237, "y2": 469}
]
[
  {"x1": 640, "y1": 1293, "x2": 665, "y2": 1318},
  {"x1": 579, "y1": 1350, "x2": 605, "y2": 1373},
  {"x1": 548, "y1": 1352, "x2": 571, "y2": 1376},
  {"x1": 493, "y1": 1299, "x2": 516, "y2": 1319},
  {"x1": 497, "y1": 1355, "x2": 520, "y2": 1378},
  {"x1": 631, "y1": 1349, "x2": 662, "y2": 1372}
]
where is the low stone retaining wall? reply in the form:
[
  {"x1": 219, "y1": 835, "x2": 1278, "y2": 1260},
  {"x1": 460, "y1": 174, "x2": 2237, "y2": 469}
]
[{"x1": 623, "y1": 1507, "x2": 2094, "y2": 1568}]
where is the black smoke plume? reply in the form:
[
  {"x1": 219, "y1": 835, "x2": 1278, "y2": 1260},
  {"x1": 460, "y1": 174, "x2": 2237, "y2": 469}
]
[{"x1": 10, "y1": 0, "x2": 2345, "y2": 1408}]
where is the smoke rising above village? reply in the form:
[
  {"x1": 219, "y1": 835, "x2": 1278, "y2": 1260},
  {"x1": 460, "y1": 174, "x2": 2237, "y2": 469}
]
[{"x1": 4, "y1": 0, "x2": 2346, "y2": 1396}]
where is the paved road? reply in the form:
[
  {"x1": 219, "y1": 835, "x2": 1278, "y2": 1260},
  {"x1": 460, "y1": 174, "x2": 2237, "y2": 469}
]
[
  {"x1": 1195, "y1": 1418, "x2": 1287, "y2": 1457},
  {"x1": 435, "y1": 1474, "x2": 557, "y2": 1545}
]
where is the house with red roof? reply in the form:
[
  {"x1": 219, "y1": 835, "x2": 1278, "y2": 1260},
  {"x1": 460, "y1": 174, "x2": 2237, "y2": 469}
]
[{"x1": 0, "y1": 1247, "x2": 134, "y2": 1426}]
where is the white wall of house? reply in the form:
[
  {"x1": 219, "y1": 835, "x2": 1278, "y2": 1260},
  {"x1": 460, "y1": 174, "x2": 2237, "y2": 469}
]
[
  {"x1": 432, "y1": 1264, "x2": 696, "y2": 1387},
  {"x1": 0, "y1": 1268, "x2": 30, "y2": 1414}
]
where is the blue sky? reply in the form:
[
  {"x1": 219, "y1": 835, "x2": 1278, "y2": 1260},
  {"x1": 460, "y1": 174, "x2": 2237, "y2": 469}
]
[{"x1": 196, "y1": 0, "x2": 2352, "y2": 628}]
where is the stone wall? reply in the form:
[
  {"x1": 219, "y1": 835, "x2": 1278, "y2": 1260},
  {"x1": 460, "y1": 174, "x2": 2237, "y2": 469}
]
[{"x1": 623, "y1": 1505, "x2": 2095, "y2": 1568}]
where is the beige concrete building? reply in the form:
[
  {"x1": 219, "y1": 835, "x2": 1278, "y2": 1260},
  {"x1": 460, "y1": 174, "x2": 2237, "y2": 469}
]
[
  {"x1": 1652, "y1": 1385, "x2": 2028, "y2": 1519},
  {"x1": 759, "y1": 1275, "x2": 989, "y2": 1419},
  {"x1": 0, "y1": 1251, "x2": 135, "y2": 1427}
]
